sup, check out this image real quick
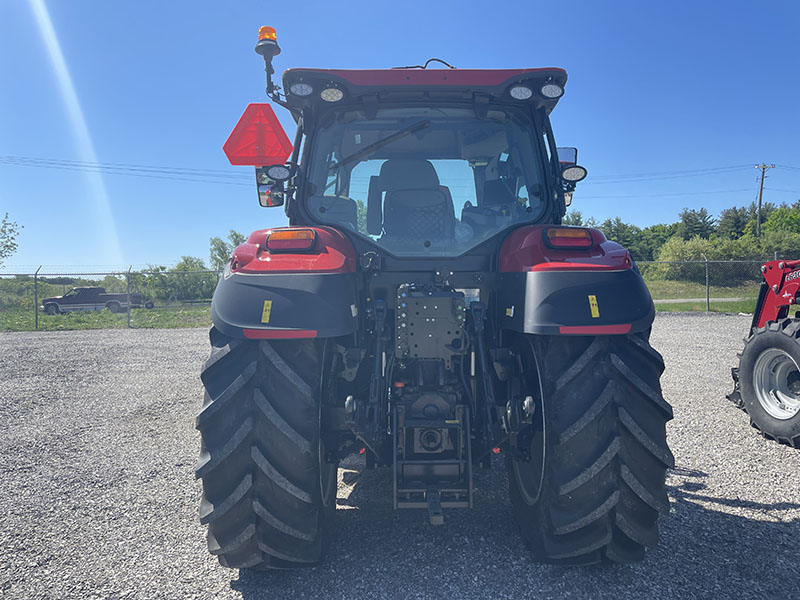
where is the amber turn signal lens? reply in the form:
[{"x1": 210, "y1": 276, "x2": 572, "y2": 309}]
[
  {"x1": 258, "y1": 26, "x2": 277, "y2": 41},
  {"x1": 266, "y1": 229, "x2": 316, "y2": 252},
  {"x1": 545, "y1": 227, "x2": 594, "y2": 248}
]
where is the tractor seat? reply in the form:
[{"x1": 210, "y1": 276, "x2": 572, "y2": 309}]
[{"x1": 368, "y1": 159, "x2": 455, "y2": 241}]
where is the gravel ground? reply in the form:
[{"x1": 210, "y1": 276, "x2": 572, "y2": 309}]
[{"x1": 0, "y1": 314, "x2": 798, "y2": 599}]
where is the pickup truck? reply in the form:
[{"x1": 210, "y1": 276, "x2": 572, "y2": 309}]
[{"x1": 41, "y1": 287, "x2": 154, "y2": 315}]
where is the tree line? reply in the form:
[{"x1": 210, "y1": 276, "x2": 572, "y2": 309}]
[{"x1": 566, "y1": 200, "x2": 800, "y2": 263}]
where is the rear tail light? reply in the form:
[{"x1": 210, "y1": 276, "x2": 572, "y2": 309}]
[
  {"x1": 545, "y1": 227, "x2": 594, "y2": 248},
  {"x1": 265, "y1": 229, "x2": 316, "y2": 252}
]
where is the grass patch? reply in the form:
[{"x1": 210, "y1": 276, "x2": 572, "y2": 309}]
[
  {"x1": 655, "y1": 297, "x2": 757, "y2": 313},
  {"x1": 644, "y1": 279, "x2": 760, "y2": 300},
  {"x1": 0, "y1": 305, "x2": 211, "y2": 332}
]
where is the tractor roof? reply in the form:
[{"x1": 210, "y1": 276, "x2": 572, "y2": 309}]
[{"x1": 281, "y1": 67, "x2": 567, "y2": 115}]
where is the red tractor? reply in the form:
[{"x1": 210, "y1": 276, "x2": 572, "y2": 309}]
[
  {"x1": 195, "y1": 26, "x2": 674, "y2": 569},
  {"x1": 728, "y1": 260, "x2": 800, "y2": 447}
]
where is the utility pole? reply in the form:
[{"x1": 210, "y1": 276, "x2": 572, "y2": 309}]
[{"x1": 755, "y1": 163, "x2": 776, "y2": 238}]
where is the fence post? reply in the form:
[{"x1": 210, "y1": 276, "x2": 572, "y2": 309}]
[
  {"x1": 126, "y1": 266, "x2": 132, "y2": 329},
  {"x1": 34, "y1": 265, "x2": 41, "y2": 330},
  {"x1": 704, "y1": 257, "x2": 710, "y2": 312}
]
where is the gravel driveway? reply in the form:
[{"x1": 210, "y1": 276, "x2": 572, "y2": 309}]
[{"x1": 1, "y1": 314, "x2": 798, "y2": 599}]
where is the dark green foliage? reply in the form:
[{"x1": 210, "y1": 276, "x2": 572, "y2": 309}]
[
  {"x1": 676, "y1": 208, "x2": 717, "y2": 240},
  {"x1": 717, "y1": 206, "x2": 751, "y2": 239},
  {"x1": 599, "y1": 217, "x2": 645, "y2": 259},
  {"x1": 638, "y1": 223, "x2": 678, "y2": 261}
]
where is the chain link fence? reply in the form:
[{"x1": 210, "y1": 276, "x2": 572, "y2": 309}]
[
  {"x1": 638, "y1": 259, "x2": 766, "y2": 312},
  {"x1": 0, "y1": 268, "x2": 221, "y2": 331},
  {"x1": 0, "y1": 260, "x2": 774, "y2": 332}
]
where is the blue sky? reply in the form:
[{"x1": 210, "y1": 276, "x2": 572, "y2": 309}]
[{"x1": 2, "y1": 0, "x2": 799, "y2": 271}]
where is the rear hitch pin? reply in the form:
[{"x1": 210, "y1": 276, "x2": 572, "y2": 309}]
[{"x1": 426, "y1": 489, "x2": 444, "y2": 526}]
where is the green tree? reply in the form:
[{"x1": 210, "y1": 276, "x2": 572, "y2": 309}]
[
  {"x1": 209, "y1": 229, "x2": 247, "y2": 270},
  {"x1": 599, "y1": 217, "x2": 645, "y2": 260},
  {"x1": 164, "y1": 256, "x2": 217, "y2": 302},
  {"x1": 763, "y1": 202, "x2": 800, "y2": 234},
  {"x1": 638, "y1": 223, "x2": 678, "y2": 261},
  {"x1": 562, "y1": 210, "x2": 584, "y2": 226},
  {"x1": 676, "y1": 208, "x2": 716, "y2": 240},
  {"x1": 717, "y1": 206, "x2": 750, "y2": 240},
  {"x1": 0, "y1": 213, "x2": 22, "y2": 267},
  {"x1": 741, "y1": 201, "x2": 778, "y2": 236}
]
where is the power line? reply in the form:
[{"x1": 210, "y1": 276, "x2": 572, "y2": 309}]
[
  {"x1": 587, "y1": 164, "x2": 752, "y2": 180},
  {"x1": 0, "y1": 155, "x2": 247, "y2": 177},
  {"x1": 583, "y1": 166, "x2": 754, "y2": 185},
  {"x1": 0, "y1": 155, "x2": 252, "y2": 186},
  {"x1": 579, "y1": 188, "x2": 752, "y2": 199},
  {"x1": 764, "y1": 187, "x2": 800, "y2": 194}
]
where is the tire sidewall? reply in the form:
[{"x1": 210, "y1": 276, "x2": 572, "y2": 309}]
[{"x1": 739, "y1": 325, "x2": 800, "y2": 438}]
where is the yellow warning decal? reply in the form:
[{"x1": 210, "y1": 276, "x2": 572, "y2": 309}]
[
  {"x1": 505, "y1": 306, "x2": 515, "y2": 317},
  {"x1": 588, "y1": 295, "x2": 600, "y2": 318},
  {"x1": 261, "y1": 300, "x2": 273, "y2": 324}
]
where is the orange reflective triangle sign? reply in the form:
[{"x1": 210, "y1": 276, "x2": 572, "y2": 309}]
[{"x1": 223, "y1": 103, "x2": 293, "y2": 166}]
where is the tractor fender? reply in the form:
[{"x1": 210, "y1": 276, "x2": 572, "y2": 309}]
[
  {"x1": 497, "y1": 225, "x2": 654, "y2": 335},
  {"x1": 211, "y1": 226, "x2": 359, "y2": 339}
]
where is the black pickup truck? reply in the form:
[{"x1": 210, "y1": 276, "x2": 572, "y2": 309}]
[{"x1": 41, "y1": 287, "x2": 154, "y2": 315}]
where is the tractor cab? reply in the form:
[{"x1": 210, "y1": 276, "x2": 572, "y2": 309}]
[{"x1": 224, "y1": 32, "x2": 587, "y2": 256}]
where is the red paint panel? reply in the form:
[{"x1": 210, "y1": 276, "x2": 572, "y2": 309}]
[
  {"x1": 285, "y1": 68, "x2": 566, "y2": 87},
  {"x1": 232, "y1": 226, "x2": 356, "y2": 274},
  {"x1": 499, "y1": 225, "x2": 632, "y2": 273},
  {"x1": 224, "y1": 103, "x2": 293, "y2": 166},
  {"x1": 559, "y1": 324, "x2": 632, "y2": 335},
  {"x1": 756, "y1": 259, "x2": 800, "y2": 328},
  {"x1": 243, "y1": 328, "x2": 318, "y2": 339}
]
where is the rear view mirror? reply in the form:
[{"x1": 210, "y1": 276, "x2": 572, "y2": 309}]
[
  {"x1": 557, "y1": 146, "x2": 578, "y2": 165},
  {"x1": 258, "y1": 183, "x2": 285, "y2": 207}
]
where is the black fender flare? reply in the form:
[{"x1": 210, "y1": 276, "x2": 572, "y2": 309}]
[
  {"x1": 497, "y1": 269, "x2": 655, "y2": 335},
  {"x1": 211, "y1": 271, "x2": 359, "y2": 339}
]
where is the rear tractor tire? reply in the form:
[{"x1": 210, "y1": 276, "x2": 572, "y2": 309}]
[
  {"x1": 195, "y1": 328, "x2": 338, "y2": 569},
  {"x1": 506, "y1": 332, "x2": 674, "y2": 564},
  {"x1": 736, "y1": 320, "x2": 800, "y2": 448}
]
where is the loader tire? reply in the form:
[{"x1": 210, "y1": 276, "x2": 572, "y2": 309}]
[
  {"x1": 507, "y1": 332, "x2": 674, "y2": 564},
  {"x1": 195, "y1": 328, "x2": 337, "y2": 569},
  {"x1": 737, "y1": 319, "x2": 800, "y2": 448}
]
